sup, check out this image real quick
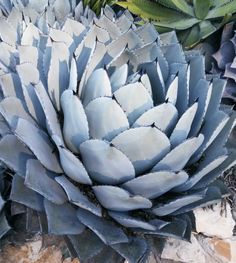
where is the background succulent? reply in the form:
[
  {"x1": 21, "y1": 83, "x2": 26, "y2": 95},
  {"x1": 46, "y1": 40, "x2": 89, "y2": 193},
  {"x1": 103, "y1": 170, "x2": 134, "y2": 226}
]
[
  {"x1": 211, "y1": 22, "x2": 236, "y2": 106},
  {"x1": 0, "y1": 2, "x2": 235, "y2": 263},
  {"x1": 117, "y1": 0, "x2": 236, "y2": 49}
]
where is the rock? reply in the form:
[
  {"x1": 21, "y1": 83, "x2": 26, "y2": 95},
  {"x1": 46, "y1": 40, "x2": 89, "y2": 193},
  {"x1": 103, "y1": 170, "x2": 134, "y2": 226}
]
[
  {"x1": 194, "y1": 202, "x2": 235, "y2": 239},
  {"x1": 0, "y1": 237, "x2": 80, "y2": 263},
  {"x1": 161, "y1": 234, "x2": 236, "y2": 263},
  {"x1": 161, "y1": 235, "x2": 206, "y2": 263}
]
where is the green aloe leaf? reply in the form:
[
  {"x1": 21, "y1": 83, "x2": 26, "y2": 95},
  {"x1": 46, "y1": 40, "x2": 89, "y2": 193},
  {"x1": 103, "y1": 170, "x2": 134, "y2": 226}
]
[
  {"x1": 152, "y1": 17, "x2": 200, "y2": 30},
  {"x1": 183, "y1": 24, "x2": 200, "y2": 48},
  {"x1": 193, "y1": 0, "x2": 211, "y2": 19},
  {"x1": 117, "y1": 0, "x2": 188, "y2": 22},
  {"x1": 206, "y1": 0, "x2": 236, "y2": 19},
  {"x1": 210, "y1": 0, "x2": 233, "y2": 8},
  {"x1": 198, "y1": 20, "x2": 217, "y2": 40},
  {"x1": 157, "y1": 0, "x2": 195, "y2": 16}
]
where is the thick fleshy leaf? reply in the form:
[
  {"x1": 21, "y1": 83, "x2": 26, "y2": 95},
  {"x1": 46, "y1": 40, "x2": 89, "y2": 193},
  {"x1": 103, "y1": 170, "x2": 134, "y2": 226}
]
[
  {"x1": 170, "y1": 102, "x2": 198, "y2": 147},
  {"x1": 13, "y1": 118, "x2": 62, "y2": 173},
  {"x1": 53, "y1": 0, "x2": 71, "y2": 22},
  {"x1": 122, "y1": 171, "x2": 188, "y2": 199},
  {"x1": 0, "y1": 97, "x2": 35, "y2": 126},
  {"x1": 141, "y1": 73, "x2": 152, "y2": 96},
  {"x1": 152, "y1": 135, "x2": 204, "y2": 172},
  {"x1": 25, "y1": 160, "x2": 67, "y2": 205},
  {"x1": 21, "y1": 23, "x2": 40, "y2": 46},
  {"x1": 16, "y1": 63, "x2": 40, "y2": 86},
  {"x1": 44, "y1": 199, "x2": 85, "y2": 235},
  {"x1": 87, "y1": 245, "x2": 124, "y2": 263},
  {"x1": 34, "y1": 82, "x2": 63, "y2": 141},
  {"x1": 150, "y1": 217, "x2": 188, "y2": 240},
  {"x1": 47, "y1": 42, "x2": 69, "y2": 110},
  {"x1": 85, "y1": 97, "x2": 129, "y2": 141},
  {"x1": 0, "y1": 212, "x2": 11, "y2": 239},
  {"x1": 82, "y1": 68, "x2": 112, "y2": 106},
  {"x1": 0, "y1": 42, "x2": 16, "y2": 70},
  {"x1": 61, "y1": 90, "x2": 89, "y2": 153},
  {"x1": 80, "y1": 140, "x2": 135, "y2": 185},
  {"x1": 111, "y1": 237, "x2": 148, "y2": 263},
  {"x1": 69, "y1": 56, "x2": 78, "y2": 92},
  {"x1": 173, "y1": 155, "x2": 228, "y2": 192},
  {"x1": 10, "y1": 175, "x2": 44, "y2": 212},
  {"x1": 112, "y1": 127, "x2": 170, "y2": 174},
  {"x1": 55, "y1": 176, "x2": 102, "y2": 217},
  {"x1": 190, "y1": 112, "x2": 229, "y2": 163},
  {"x1": 204, "y1": 79, "x2": 226, "y2": 122},
  {"x1": 57, "y1": 145, "x2": 92, "y2": 185},
  {"x1": 132, "y1": 102, "x2": 178, "y2": 134},
  {"x1": 0, "y1": 135, "x2": 33, "y2": 177},
  {"x1": 0, "y1": 73, "x2": 22, "y2": 99},
  {"x1": 110, "y1": 64, "x2": 128, "y2": 92},
  {"x1": 192, "y1": 153, "x2": 236, "y2": 190},
  {"x1": 21, "y1": 83, "x2": 46, "y2": 128},
  {"x1": 152, "y1": 192, "x2": 205, "y2": 216},
  {"x1": 189, "y1": 54, "x2": 205, "y2": 89},
  {"x1": 18, "y1": 45, "x2": 39, "y2": 67},
  {"x1": 76, "y1": 208, "x2": 128, "y2": 245},
  {"x1": 189, "y1": 79, "x2": 210, "y2": 136},
  {"x1": 0, "y1": 19, "x2": 17, "y2": 46},
  {"x1": 93, "y1": 186, "x2": 152, "y2": 211},
  {"x1": 113, "y1": 82, "x2": 153, "y2": 124},
  {"x1": 165, "y1": 74, "x2": 178, "y2": 105},
  {"x1": 66, "y1": 230, "x2": 105, "y2": 262},
  {"x1": 204, "y1": 113, "x2": 236, "y2": 161},
  {"x1": 109, "y1": 212, "x2": 156, "y2": 231},
  {"x1": 172, "y1": 186, "x2": 224, "y2": 215}
]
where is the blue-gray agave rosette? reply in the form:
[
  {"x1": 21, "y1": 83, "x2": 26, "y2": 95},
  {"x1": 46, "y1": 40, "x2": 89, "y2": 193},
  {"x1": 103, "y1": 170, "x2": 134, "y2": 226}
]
[{"x1": 0, "y1": 2, "x2": 235, "y2": 262}]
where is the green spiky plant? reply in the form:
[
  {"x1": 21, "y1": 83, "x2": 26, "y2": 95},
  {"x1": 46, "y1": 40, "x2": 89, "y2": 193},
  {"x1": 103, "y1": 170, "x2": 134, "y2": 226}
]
[
  {"x1": 82, "y1": 0, "x2": 117, "y2": 15},
  {"x1": 117, "y1": 0, "x2": 236, "y2": 49},
  {"x1": 0, "y1": 1, "x2": 235, "y2": 262}
]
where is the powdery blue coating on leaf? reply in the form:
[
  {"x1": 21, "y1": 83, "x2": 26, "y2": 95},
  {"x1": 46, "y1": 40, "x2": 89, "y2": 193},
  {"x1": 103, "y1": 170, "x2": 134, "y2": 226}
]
[
  {"x1": 85, "y1": 97, "x2": 129, "y2": 141},
  {"x1": 10, "y1": 175, "x2": 44, "y2": 212},
  {"x1": 44, "y1": 199, "x2": 85, "y2": 235},
  {"x1": 93, "y1": 185, "x2": 152, "y2": 211},
  {"x1": 80, "y1": 139, "x2": 135, "y2": 185},
  {"x1": 57, "y1": 146, "x2": 92, "y2": 185},
  {"x1": 25, "y1": 159, "x2": 67, "y2": 205},
  {"x1": 82, "y1": 68, "x2": 112, "y2": 106},
  {"x1": 122, "y1": 171, "x2": 188, "y2": 199},
  {"x1": 13, "y1": 118, "x2": 62, "y2": 173},
  {"x1": 152, "y1": 135, "x2": 204, "y2": 172},
  {"x1": 108, "y1": 211, "x2": 156, "y2": 231},
  {"x1": 152, "y1": 192, "x2": 206, "y2": 216},
  {"x1": 55, "y1": 176, "x2": 102, "y2": 217},
  {"x1": 112, "y1": 127, "x2": 171, "y2": 174},
  {"x1": 76, "y1": 208, "x2": 128, "y2": 245},
  {"x1": 113, "y1": 82, "x2": 153, "y2": 125},
  {"x1": 0, "y1": 135, "x2": 34, "y2": 177},
  {"x1": 132, "y1": 102, "x2": 178, "y2": 134},
  {"x1": 61, "y1": 90, "x2": 89, "y2": 153}
]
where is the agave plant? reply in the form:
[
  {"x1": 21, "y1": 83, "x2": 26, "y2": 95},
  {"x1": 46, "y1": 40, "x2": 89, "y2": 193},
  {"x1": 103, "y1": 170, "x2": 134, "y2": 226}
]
[
  {"x1": 0, "y1": 2, "x2": 235, "y2": 262},
  {"x1": 117, "y1": 0, "x2": 236, "y2": 49}
]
